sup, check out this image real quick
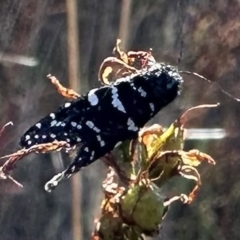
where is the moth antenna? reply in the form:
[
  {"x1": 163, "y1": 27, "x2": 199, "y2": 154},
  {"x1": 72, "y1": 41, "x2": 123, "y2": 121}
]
[{"x1": 179, "y1": 70, "x2": 240, "y2": 102}]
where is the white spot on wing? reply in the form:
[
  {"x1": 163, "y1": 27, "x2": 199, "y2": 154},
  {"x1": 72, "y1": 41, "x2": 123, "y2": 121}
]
[
  {"x1": 27, "y1": 140, "x2": 32, "y2": 145},
  {"x1": 86, "y1": 121, "x2": 94, "y2": 129},
  {"x1": 36, "y1": 123, "x2": 41, "y2": 129},
  {"x1": 42, "y1": 135, "x2": 47, "y2": 139},
  {"x1": 77, "y1": 125, "x2": 82, "y2": 129},
  {"x1": 50, "y1": 120, "x2": 57, "y2": 127},
  {"x1": 96, "y1": 135, "x2": 101, "y2": 141},
  {"x1": 50, "y1": 113, "x2": 55, "y2": 119},
  {"x1": 88, "y1": 88, "x2": 99, "y2": 106},
  {"x1": 138, "y1": 87, "x2": 147, "y2": 97},
  {"x1": 34, "y1": 135, "x2": 39, "y2": 139},
  {"x1": 71, "y1": 122, "x2": 77, "y2": 127},
  {"x1": 112, "y1": 98, "x2": 126, "y2": 113},
  {"x1": 56, "y1": 122, "x2": 62, "y2": 126},
  {"x1": 90, "y1": 151, "x2": 95, "y2": 161},
  {"x1": 93, "y1": 126, "x2": 100, "y2": 133},
  {"x1": 50, "y1": 134, "x2": 56, "y2": 138},
  {"x1": 65, "y1": 102, "x2": 71, "y2": 108},
  {"x1": 25, "y1": 135, "x2": 30, "y2": 141},
  {"x1": 149, "y1": 103, "x2": 155, "y2": 112},
  {"x1": 100, "y1": 141, "x2": 105, "y2": 146},
  {"x1": 130, "y1": 82, "x2": 137, "y2": 90},
  {"x1": 127, "y1": 118, "x2": 138, "y2": 131},
  {"x1": 111, "y1": 87, "x2": 126, "y2": 113},
  {"x1": 112, "y1": 87, "x2": 118, "y2": 94}
]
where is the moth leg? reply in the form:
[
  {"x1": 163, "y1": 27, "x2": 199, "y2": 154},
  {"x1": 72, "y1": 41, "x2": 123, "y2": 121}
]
[
  {"x1": 44, "y1": 143, "x2": 100, "y2": 192},
  {"x1": 47, "y1": 74, "x2": 81, "y2": 100},
  {"x1": 44, "y1": 171, "x2": 65, "y2": 192}
]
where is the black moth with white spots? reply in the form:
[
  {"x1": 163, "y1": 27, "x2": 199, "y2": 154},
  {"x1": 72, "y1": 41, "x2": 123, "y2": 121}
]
[{"x1": 20, "y1": 63, "x2": 183, "y2": 190}]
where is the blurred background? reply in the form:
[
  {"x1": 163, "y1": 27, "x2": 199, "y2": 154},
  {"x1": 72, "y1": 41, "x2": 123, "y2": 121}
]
[{"x1": 1, "y1": 0, "x2": 240, "y2": 239}]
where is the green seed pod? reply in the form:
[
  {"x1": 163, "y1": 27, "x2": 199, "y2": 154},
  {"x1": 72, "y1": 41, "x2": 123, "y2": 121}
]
[
  {"x1": 121, "y1": 185, "x2": 164, "y2": 232},
  {"x1": 96, "y1": 213, "x2": 122, "y2": 240}
]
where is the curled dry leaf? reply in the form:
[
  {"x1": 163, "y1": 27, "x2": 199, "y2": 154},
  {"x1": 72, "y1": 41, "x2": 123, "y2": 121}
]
[
  {"x1": 180, "y1": 103, "x2": 220, "y2": 125},
  {"x1": 98, "y1": 57, "x2": 137, "y2": 85},
  {"x1": 113, "y1": 39, "x2": 155, "y2": 69},
  {"x1": 0, "y1": 141, "x2": 69, "y2": 183},
  {"x1": 181, "y1": 149, "x2": 216, "y2": 166},
  {"x1": 140, "y1": 121, "x2": 183, "y2": 161},
  {"x1": 0, "y1": 122, "x2": 23, "y2": 187},
  {"x1": 138, "y1": 124, "x2": 163, "y2": 147},
  {"x1": 98, "y1": 39, "x2": 155, "y2": 85},
  {"x1": 0, "y1": 121, "x2": 13, "y2": 136},
  {"x1": 178, "y1": 165, "x2": 202, "y2": 203},
  {"x1": 47, "y1": 74, "x2": 81, "y2": 99},
  {"x1": 144, "y1": 149, "x2": 215, "y2": 202},
  {"x1": 112, "y1": 39, "x2": 129, "y2": 64}
]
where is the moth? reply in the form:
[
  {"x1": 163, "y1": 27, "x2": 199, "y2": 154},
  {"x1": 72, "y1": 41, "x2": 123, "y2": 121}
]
[{"x1": 20, "y1": 61, "x2": 183, "y2": 191}]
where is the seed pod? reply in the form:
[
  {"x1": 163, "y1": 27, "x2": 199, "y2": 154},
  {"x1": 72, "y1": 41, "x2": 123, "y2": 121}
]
[{"x1": 121, "y1": 185, "x2": 165, "y2": 232}]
